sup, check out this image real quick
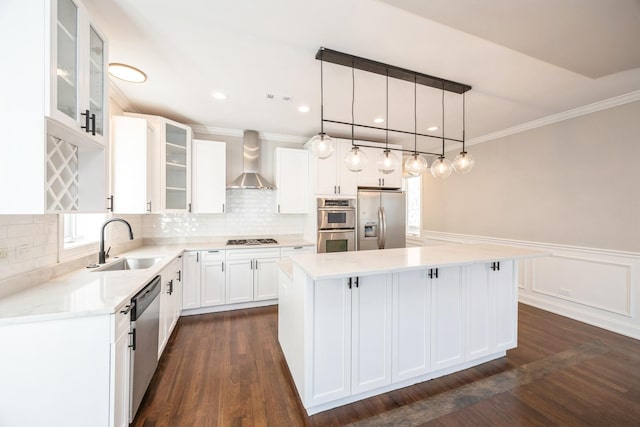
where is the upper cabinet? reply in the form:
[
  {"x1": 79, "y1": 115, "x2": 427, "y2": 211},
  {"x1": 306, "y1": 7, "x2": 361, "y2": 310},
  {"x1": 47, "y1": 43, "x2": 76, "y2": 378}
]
[
  {"x1": 111, "y1": 114, "x2": 192, "y2": 213},
  {"x1": 192, "y1": 139, "x2": 226, "y2": 214},
  {"x1": 50, "y1": 0, "x2": 109, "y2": 146},
  {"x1": 356, "y1": 142, "x2": 403, "y2": 190},
  {"x1": 0, "y1": 0, "x2": 108, "y2": 214},
  {"x1": 275, "y1": 147, "x2": 309, "y2": 214},
  {"x1": 311, "y1": 139, "x2": 358, "y2": 197}
]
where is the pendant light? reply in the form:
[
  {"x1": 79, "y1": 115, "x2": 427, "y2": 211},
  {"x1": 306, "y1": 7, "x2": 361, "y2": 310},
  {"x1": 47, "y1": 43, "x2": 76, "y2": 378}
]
[
  {"x1": 452, "y1": 93, "x2": 475, "y2": 174},
  {"x1": 309, "y1": 49, "x2": 335, "y2": 159},
  {"x1": 404, "y1": 75, "x2": 428, "y2": 176},
  {"x1": 431, "y1": 84, "x2": 453, "y2": 179},
  {"x1": 344, "y1": 62, "x2": 367, "y2": 172},
  {"x1": 376, "y1": 70, "x2": 400, "y2": 174}
]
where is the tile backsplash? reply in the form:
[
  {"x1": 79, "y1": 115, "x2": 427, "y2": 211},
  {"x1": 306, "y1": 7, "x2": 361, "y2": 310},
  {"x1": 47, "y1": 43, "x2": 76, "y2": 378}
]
[
  {"x1": 0, "y1": 215, "x2": 58, "y2": 282},
  {"x1": 143, "y1": 190, "x2": 306, "y2": 238}
]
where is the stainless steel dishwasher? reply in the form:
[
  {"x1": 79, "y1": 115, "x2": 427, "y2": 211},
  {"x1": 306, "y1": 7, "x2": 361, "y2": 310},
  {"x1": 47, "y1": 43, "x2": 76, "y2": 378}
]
[{"x1": 129, "y1": 275, "x2": 161, "y2": 422}]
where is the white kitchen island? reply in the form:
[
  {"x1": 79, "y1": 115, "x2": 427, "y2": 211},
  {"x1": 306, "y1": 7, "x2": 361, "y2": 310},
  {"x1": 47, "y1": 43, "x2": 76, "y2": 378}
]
[{"x1": 278, "y1": 243, "x2": 547, "y2": 415}]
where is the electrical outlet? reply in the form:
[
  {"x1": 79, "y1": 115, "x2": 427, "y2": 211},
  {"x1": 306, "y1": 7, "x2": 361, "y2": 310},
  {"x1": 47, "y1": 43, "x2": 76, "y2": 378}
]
[
  {"x1": 0, "y1": 247, "x2": 8, "y2": 261},
  {"x1": 558, "y1": 288, "x2": 571, "y2": 297}
]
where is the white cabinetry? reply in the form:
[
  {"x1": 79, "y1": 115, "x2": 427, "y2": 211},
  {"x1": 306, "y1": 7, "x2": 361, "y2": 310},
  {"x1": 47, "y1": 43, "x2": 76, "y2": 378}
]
[
  {"x1": 310, "y1": 273, "x2": 392, "y2": 405},
  {"x1": 181, "y1": 251, "x2": 200, "y2": 310},
  {"x1": 200, "y1": 250, "x2": 226, "y2": 307},
  {"x1": 313, "y1": 139, "x2": 358, "y2": 196},
  {"x1": 192, "y1": 139, "x2": 226, "y2": 213},
  {"x1": 112, "y1": 301, "x2": 132, "y2": 427},
  {"x1": 466, "y1": 260, "x2": 517, "y2": 358},
  {"x1": 182, "y1": 250, "x2": 226, "y2": 310},
  {"x1": 356, "y1": 143, "x2": 403, "y2": 189},
  {"x1": 392, "y1": 269, "x2": 430, "y2": 382},
  {"x1": 158, "y1": 256, "x2": 182, "y2": 357},
  {"x1": 0, "y1": 0, "x2": 108, "y2": 214},
  {"x1": 281, "y1": 245, "x2": 315, "y2": 258},
  {"x1": 430, "y1": 266, "x2": 465, "y2": 371},
  {"x1": 226, "y1": 249, "x2": 281, "y2": 303},
  {"x1": 275, "y1": 147, "x2": 309, "y2": 213},
  {"x1": 112, "y1": 114, "x2": 192, "y2": 213}
]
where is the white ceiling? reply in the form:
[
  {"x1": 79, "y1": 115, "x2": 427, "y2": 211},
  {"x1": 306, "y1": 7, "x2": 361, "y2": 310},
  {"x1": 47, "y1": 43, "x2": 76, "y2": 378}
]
[{"x1": 84, "y1": 0, "x2": 640, "y2": 152}]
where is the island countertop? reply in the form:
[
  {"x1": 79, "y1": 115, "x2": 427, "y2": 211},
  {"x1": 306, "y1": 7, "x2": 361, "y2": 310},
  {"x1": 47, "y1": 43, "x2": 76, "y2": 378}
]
[{"x1": 289, "y1": 243, "x2": 549, "y2": 280}]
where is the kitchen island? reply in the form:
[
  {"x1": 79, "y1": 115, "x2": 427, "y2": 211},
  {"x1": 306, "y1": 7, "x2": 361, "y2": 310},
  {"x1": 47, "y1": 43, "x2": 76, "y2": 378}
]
[{"x1": 278, "y1": 243, "x2": 548, "y2": 415}]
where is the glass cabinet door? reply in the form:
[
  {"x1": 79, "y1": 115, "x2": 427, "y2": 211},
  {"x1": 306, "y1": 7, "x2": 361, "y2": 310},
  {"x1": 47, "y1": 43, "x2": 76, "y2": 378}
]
[
  {"x1": 56, "y1": 0, "x2": 78, "y2": 121},
  {"x1": 165, "y1": 124, "x2": 188, "y2": 210},
  {"x1": 88, "y1": 26, "x2": 105, "y2": 137}
]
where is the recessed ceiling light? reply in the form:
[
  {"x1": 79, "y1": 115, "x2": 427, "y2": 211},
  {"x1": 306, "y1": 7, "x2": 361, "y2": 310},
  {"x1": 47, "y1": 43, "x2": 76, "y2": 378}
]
[
  {"x1": 298, "y1": 105, "x2": 311, "y2": 113},
  {"x1": 212, "y1": 91, "x2": 228, "y2": 100},
  {"x1": 373, "y1": 117, "x2": 385, "y2": 124},
  {"x1": 108, "y1": 63, "x2": 147, "y2": 83},
  {"x1": 427, "y1": 126, "x2": 439, "y2": 131}
]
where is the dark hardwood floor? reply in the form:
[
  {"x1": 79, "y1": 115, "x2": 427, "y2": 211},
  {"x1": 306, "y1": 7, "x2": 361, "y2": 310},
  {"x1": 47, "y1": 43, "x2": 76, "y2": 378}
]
[{"x1": 132, "y1": 304, "x2": 640, "y2": 426}]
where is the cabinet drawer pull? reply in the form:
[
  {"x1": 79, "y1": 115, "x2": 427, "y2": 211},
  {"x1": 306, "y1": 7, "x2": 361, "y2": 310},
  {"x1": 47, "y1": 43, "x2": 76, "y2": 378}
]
[
  {"x1": 120, "y1": 304, "x2": 132, "y2": 315},
  {"x1": 208, "y1": 250, "x2": 219, "y2": 253},
  {"x1": 221, "y1": 261, "x2": 225, "y2": 272},
  {"x1": 255, "y1": 260, "x2": 258, "y2": 269}
]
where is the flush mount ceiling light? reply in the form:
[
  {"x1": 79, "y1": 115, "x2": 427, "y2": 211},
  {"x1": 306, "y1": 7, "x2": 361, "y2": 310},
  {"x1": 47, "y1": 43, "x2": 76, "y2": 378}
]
[
  {"x1": 427, "y1": 126, "x2": 439, "y2": 132},
  {"x1": 108, "y1": 63, "x2": 146, "y2": 83},
  {"x1": 212, "y1": 91, "x2": 228, "y2": 100},
  {"x1": 314, "y1": 48, "x2": 473, "y2": 178},
  {"x1": 308, "y1": 49, "x2": 335, "y2": 159},
  {"x1": 373, "y1": 117, "x2": 385, "y2": 124},
  {"x1": 298, "y1": 105, "x2": 311, "y2": 113}
]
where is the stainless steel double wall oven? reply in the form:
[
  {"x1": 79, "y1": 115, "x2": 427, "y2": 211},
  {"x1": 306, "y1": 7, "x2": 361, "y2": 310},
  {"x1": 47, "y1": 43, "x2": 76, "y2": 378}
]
[{"x1": 316, "y1": 198, "x2": 356, "y2": 253}]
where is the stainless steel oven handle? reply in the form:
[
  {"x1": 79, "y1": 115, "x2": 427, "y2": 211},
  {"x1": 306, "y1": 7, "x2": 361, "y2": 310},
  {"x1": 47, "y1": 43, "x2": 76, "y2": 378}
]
[
  {"x1": 317, "y1": 207, "x2": 356, "y2": 211},
  {"x1": 317, "y1": 229, "x2": 355, "y2": 233}
]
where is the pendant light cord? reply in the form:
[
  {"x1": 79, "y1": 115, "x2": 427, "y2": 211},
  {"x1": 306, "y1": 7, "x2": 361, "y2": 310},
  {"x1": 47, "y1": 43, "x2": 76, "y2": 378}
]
[
  {"x1": 385, "y1": 69, "x2": 389, "y2": 150},
  {"x1": 441, "y1": 83, "x2": 445, "y2": 157},
  {"x1": 351, "y1": 61, "x2": 355, "y2": 145},
  {"x1": 462, "y1": 92, "x2": 466, "y2": 153},
  {"x1": 320, "y1": 49, "x2": 324, "y2": 134},
  {"x1": 414, "y1": 74, "x2": 417, "y2": 154}
]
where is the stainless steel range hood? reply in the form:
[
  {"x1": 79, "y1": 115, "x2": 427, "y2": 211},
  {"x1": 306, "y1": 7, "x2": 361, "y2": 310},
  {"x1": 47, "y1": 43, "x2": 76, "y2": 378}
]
[{"x1": 227, "y1": 130, "x2": 276, "y2": 190}]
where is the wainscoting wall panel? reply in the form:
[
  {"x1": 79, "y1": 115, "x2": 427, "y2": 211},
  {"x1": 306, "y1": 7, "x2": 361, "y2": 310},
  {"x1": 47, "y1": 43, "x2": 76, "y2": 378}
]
[{"x1": 419, "y1": 231, "x2": 640, "y2": 340}]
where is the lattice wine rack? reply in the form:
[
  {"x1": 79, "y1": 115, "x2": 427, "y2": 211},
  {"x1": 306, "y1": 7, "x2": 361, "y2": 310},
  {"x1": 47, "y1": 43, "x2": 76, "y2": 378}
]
[{"x1": 47, "y1": 135, "x2": 79, "y2": 211}]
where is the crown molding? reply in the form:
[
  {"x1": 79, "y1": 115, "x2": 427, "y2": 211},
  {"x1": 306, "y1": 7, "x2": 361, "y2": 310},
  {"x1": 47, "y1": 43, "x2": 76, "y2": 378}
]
[
  {"x1": 108, "y1": 80, "x2": 138, "y2": 113},
  {"x1": 190, "y1": 125, "x2": 309, "y2": 144},
  {"x1": 468, "y1": 90, "x2": 640, "y2": 146}
]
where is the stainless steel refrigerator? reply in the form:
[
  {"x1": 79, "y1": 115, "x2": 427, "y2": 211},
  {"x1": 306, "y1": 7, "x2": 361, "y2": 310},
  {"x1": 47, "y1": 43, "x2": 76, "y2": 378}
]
[{"x1": 357, "y1": 189, "x2": 406, "y2": 250}]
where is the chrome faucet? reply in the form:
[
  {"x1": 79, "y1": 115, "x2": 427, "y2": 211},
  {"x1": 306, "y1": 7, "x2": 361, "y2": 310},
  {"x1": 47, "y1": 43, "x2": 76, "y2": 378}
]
[{"x1": 99, "y1": 218, "x2": 134, "y2": 264}]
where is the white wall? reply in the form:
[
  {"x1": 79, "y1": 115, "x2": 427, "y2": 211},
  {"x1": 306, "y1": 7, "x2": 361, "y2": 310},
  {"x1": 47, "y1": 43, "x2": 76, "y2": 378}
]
[{"x1": 421, "y1": 99, "x2": 640, "y2": 339}]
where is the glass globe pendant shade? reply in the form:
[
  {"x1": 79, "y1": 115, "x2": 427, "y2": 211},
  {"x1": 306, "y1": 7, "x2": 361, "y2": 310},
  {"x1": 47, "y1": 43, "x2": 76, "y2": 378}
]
[
  {"x1": 452, "y1": 151, "x2": 475, "y2": 174},
  {"x1": 376, "y1": 149, "x2": 400, "y2": 174},
  {"x1": 404, "y1": 153, "x2": 428, "y2": 177},
  {"x1": 344, "y1": 146, "x2": 368, "y2": 172},
  {"x1": 431, "y1": 156, "x2": 453, "y2": 179},
  {"x1": 309, "y1": 132, "x2": 335, "y2": 159}
]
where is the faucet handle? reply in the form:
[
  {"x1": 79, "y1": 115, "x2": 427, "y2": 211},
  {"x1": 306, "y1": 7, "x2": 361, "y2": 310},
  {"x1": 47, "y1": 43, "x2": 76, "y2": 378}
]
[{"x1": 105, "y1": 246, "x2": 111, "y2": 259}]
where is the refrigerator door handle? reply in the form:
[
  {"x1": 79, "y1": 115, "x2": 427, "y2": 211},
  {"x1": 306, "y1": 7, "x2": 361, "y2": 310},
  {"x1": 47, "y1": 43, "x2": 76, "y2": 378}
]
[{"x1": 378, "y1": 206, "x2": 386, "y2": 249}]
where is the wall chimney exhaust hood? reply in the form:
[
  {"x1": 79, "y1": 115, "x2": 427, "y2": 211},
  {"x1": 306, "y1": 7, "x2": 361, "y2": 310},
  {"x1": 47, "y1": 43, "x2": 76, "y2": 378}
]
[{"x1": 227, "y1": 130, "x2": 276, "y2": 190}]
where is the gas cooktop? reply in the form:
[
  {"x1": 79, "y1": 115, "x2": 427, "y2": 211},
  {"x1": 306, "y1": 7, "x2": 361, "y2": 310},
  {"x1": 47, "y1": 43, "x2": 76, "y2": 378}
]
[{"x1": 226, "y1": 238, "x2": 278, "y2": 246}]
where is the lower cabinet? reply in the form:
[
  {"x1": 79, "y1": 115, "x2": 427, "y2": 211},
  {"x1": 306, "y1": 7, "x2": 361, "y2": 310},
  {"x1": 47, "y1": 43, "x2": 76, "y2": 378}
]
[
  {"x1": 306, "y1": 262, "x2": 517, "y2": 409},
  {"x1": 112, "y1": 301, "x2": 132, "y2": 427},
  {"x1": 392, "y1": 269, "x2": 430, "y2": 382},
  {"x1": 158, "y1": 256, "x2": 182, "y2": 358},
  {"x1": 182, "y1": 247, "x2": 288, "y2": 313},
  {"x1": 225, "y1": 249, "x2": 281, "y2": 303}
]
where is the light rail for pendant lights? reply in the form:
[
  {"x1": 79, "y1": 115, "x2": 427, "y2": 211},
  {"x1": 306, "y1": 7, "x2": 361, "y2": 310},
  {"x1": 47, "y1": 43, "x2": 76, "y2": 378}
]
[{"x1": 311, "y1": 47, "x2": 475, "y2": 177}]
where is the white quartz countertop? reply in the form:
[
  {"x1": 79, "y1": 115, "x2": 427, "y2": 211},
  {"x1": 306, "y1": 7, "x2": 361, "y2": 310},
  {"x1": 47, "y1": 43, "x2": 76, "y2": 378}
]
[
  {"x1": 0, "y1": 238, "x2": 314, "y2": 326},
  {"x1": 290, "y1": 243, "x2": 549, "y2": 280}
]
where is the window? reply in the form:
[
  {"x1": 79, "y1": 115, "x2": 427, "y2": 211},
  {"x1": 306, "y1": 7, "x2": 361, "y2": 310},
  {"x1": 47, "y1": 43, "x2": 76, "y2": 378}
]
[
  {"x1": 404, "y1": 176, "x2": 421, "y2": 236},
  {"x1": 59, "y1": 213, "x2": 106, "y2": 261}
]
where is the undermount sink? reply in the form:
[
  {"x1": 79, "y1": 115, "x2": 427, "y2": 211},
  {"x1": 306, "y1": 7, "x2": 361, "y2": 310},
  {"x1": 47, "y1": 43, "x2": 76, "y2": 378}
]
[{"x1": 93, "y1": 257, "x2": 163, "y2": 272}]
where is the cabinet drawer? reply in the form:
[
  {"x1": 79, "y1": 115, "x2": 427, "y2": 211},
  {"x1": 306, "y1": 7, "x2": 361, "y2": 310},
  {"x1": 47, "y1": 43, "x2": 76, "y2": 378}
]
[
  {"x1": 114, "y1": 303, "x2": 132, "y2": 338},
  {"x1": 226, "y1": 249, "x2": 281, "y2": 260},
  {"x1": 281, "y1": 246, "x2": 314, "y2": 258},
  {"x1": 201, "y1": 249, "x2": 225, "y2": 261}
]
